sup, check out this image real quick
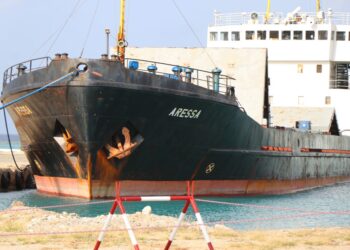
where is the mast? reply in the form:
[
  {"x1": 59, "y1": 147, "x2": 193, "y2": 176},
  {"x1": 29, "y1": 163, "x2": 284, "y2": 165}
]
[
  {"x1": 117, "y1": 0, "x2": 126, "y2": 65},
  {"x1": 316, "y1": 0, "x2": 321, "y2": 12},
  {"x1": 265, "y1": 0, "x2": 271, "y2": 23}
]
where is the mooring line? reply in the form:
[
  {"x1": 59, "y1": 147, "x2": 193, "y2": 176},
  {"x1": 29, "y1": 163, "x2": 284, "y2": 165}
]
[
  {"x1": 2, "y1": 108, "x2": 23, "y2": 171},
  {"x1": 196, "y1": 198, "x2": 308, "y2": 213},
  {"x1": 2, "y1": 196, "x2": 349, "y2": 216},
  {"x1": 0, "y1": 199, "x2": 114, "y2": 214},
  {"x1": 0, "y1": 70, "x2": 80, "y2": 110},
  {"x1": 0, "y1": 65, "x2": 86, "y2": 174}
]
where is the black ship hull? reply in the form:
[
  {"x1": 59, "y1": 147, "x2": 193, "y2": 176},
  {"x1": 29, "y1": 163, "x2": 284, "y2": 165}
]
[{"x1": 2, "y1": 58, "x2": 350, "y2": 198}]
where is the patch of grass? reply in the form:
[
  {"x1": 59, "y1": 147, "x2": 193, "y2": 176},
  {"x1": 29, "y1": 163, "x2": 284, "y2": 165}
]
[
  {"x1": 282, "y1": 241, "x2": 297, "y2": 247},
  {"x1": 71, "y1": 232, "x2": 96, "y2": 241},
  {"x1": 16, "y1": 236, "x2": 49, "y2": 245},
  {"x1": 3, "y1": 221, "x2": 24, "y2": 232}
]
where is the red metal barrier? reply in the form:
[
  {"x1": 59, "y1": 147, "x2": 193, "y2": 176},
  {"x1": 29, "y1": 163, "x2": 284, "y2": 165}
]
[{"x1": 94, "y1": 181, "x2": 214, "y2": 250}]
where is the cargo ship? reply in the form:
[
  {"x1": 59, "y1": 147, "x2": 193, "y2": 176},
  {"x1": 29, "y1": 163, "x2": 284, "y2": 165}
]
[{"x1": 1, "y1": 0, "x2": 350, "y2": 199}]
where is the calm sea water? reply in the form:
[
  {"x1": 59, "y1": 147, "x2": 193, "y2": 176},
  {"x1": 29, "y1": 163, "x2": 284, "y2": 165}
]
[
  {"x1": 0, "y1": 134, "x2": 20, "y2": 150},
  {"x1": 1, "y1": 183, "x2": 349, "y2": 230}
]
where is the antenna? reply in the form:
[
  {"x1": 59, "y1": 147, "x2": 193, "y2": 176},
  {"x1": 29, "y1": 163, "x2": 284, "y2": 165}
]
[
  {"x1": 265, "y1": 0, "x2": 271, "y2": 23},
  {"x1": 105, "y1": 28, "x2": 110, "y2": 58},
  {"x1": 117, "y1": 0, "x2": 126, "y2": 65}
]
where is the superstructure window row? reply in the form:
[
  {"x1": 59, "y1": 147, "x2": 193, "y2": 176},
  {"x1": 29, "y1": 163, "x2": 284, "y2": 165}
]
[{"x1": 210, "y1": 30, "x2": 350, "y2": 41}]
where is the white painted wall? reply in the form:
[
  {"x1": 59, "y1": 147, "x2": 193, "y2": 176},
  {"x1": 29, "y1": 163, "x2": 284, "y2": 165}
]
[
  {"x1": 268, "y1": 62, "x2": 331, "y2": 106},
  {"x1": 207, "y1": 21, "x2": 350, "y2": 134}
]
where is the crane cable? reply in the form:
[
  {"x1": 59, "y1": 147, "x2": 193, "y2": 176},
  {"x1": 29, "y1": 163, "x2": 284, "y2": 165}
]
[
  {"x1": 79, "y1": 0, "x2": 101, "y2": 58},
  {"x1": 171, "y1": 0, "x2": 217, "y2": 68},
  {"x1": 44, "y1": 0, "x2": 85, "y2": 57}
]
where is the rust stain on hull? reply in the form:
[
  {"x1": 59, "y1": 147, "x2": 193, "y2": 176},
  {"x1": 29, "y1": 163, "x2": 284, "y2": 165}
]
[{"x1": 86, "y1": 154, "x2": 93, "y2": 199}]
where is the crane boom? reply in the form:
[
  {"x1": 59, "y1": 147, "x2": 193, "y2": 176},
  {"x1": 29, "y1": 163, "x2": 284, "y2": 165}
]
[
  {"x1": 117, "y1": 0, "x2": 126, "y2": 64},
  {"x1": 265, "y1": 0, "x2": 271, "y2": 23},
  {"x1": 316, "y1": 0, "x2": 321, "y2": 12}
]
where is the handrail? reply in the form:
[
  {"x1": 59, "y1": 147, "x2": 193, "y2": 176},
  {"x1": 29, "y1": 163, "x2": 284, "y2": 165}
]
[
  {"x1": 2, "y1": 56, "x2": 238, "y2": 102},
  {"x1": 126, "y1": 57, "x2": 235, "y2": 78},
  {"x1": 212, "y1": 11, "x2": 350, "y2": 26},
  {"x1": 125, "y1": 58, "x2": 236, "y2": 98},
  {"x1": 1, "y1": 65, "x2": 87, "y2": 110},
  {"x1": 3, "y1": 57, "x2": 52, "y2": 85}
]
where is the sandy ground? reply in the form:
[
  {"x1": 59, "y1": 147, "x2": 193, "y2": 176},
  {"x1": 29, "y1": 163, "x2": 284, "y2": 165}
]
[
  {"x1": 0, "y1": 202, "x2": 349, "y2": 250},
  {"x1": 0, "y1": 150, "x2": 28, "y2": 170}
]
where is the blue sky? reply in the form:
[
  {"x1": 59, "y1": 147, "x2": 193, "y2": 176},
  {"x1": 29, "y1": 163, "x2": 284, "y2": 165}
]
[{"x1": 0, "y1": 0, "x2": 349, "y2": 134}]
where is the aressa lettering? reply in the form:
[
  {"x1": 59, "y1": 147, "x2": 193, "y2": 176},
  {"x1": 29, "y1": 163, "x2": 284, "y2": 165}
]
[{"x1": 168, "y1": 107, "x2": 201, "y2": 119}]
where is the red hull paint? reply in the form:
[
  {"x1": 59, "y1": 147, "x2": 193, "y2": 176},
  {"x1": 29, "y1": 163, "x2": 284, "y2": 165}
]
[{"x1": 34, "y1": 175, "x2": 350, "y2": 199}]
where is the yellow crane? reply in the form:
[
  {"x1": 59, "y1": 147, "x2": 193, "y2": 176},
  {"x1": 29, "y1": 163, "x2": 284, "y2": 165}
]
[
  {"x1": 265, "y1": 0, "x2": 321, "y2": 23},
  {"x1": 117, "y1": 0, "x2": 126, "y2": 64},
  {"x1": 316, "y1": 0, "x2": 321, "y2": 12},
  {"x1": 265, "y1": 0, "x2": 271, "y2": 23}
]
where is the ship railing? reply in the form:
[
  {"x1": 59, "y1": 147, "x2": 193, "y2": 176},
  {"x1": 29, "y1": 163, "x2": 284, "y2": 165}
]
[
  {"x1": 125, "y1": 58, "x2": 236, "y2": 97},
  {"x1": 3, "y1": 57, "x2": 52, "y2": 85},
  {"x1": 212, "y1": 11, "x2": 350, "y2": 26}
]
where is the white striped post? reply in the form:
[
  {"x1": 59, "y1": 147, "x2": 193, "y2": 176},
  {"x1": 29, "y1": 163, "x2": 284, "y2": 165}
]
[
  {"x1": 94, "y1": 199, "x2": 118, "y2": 250},
  {"x1": 190, "y1": 197, "x2": 214, "y2": 250},
  {"x1": 118, "y1": 199, "x2": 140, "y2": 250},
  {"x1": 165, "y1": 199, "x2": 191, "y2": 250}
]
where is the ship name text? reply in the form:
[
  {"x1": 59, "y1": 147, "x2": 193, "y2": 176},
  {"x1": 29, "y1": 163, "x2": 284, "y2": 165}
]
[
  {"x1": 168, "y1": 107, "x2": 201, "y2": 119},
  {"x1": 15, "y1": 105, "x2": 32, "y2": 116}
]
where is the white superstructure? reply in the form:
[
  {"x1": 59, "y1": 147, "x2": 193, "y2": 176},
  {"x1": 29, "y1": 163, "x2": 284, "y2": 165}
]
[{"x1": 207, "y1": 7, "x2": 350, "y2": 133}]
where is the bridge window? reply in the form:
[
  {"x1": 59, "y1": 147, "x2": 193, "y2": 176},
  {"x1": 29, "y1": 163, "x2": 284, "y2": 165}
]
[
  {"x1": 246, "y1": 31, "x2": 255, "y2": 40},
  {"x1": 210, "y1": 32, "x2": 218, "y2": 41},
  {"x1": 318, "y1": 30, "x2": 328, "y2": 40},
  {"x1": 325, "y1": 96, "x2": 331, "y2": 105},
  {"x1": 220, "y1": 32, "x2": 229, "y2": 41},
  {"x1": 257, "y1": 31, "x2": 266, "y2": 40},
  {"x1": 331, "y1": 31, "x2": 335, "y2": 40},
  {"x1": 336, "y1": 31, "x2": 346, "y2": 41},
  {"x1": 270, "y1": 31, "x2": 279, "y2": 40},
  {"x1": 317, "y1": 64, "x2": 323, "y2": 73},
  {"x1": 282, "y1": 31, "x2": 291, "y2": 40},
  {"x1": 349, "y1": 32, "x2": 350, "y2": 41},
  {"x1": 231, "y1": 31, "x2": 240, "y2": 41},
  {"x1": 293, "y1": 31, "x2": 303, "y2": 40},
  {"x1": 306, "y1": 31, "x2": 315, "y2": 40}
]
